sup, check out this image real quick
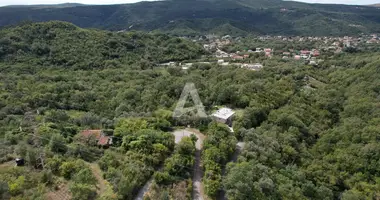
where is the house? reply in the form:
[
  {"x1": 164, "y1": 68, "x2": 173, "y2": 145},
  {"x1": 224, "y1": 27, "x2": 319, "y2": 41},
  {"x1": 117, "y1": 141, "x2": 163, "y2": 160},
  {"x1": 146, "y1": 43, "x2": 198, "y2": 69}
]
[
  {"x1": 242, "y1": 63, "x2": 263, "y2": 70},
  {"x1": 232, "y1": 55, "x2": 244, "y2": 60},
  {"x1": 312, "y1": 50, "x2": 320, "y2": 57},
  {"x1": 309, "y1": 60, "x2": 317, "y2": 65},
  {"x1": 283, "y1": 52, "x2": 291, "y2": 56},
  {"x1": 80, "y1": 130, "x2": 113, "y2": 147},
  {"x1": 367, "y1": 38, "x2": 378, "y2": 44},
  {"x1": 294, "y1": 55, "x2": 301, "y2": 60},
  {"x1": 211, "y1": 108, "x2": 235, "y2": 126},
  {"x1": 264, "y1": 48, "x2": 272, "y2": 53},
  {"x1": 215, "y1": 49, "x2": 230, "y2": 58},
  {"x1": 159, "y1": 62, "x2": 176, "y2": 66}
]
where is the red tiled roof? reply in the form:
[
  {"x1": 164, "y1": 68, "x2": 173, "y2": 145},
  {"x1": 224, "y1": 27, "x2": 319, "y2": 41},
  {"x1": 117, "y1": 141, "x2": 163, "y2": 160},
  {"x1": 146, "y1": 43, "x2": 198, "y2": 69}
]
[
  {"x1": 80, "y1": 130, "x2": 102, "y2": 140},
  {"x1": 98, "y1": 136, "x2": 110, "y2": 146},
  {"x1": 80, "y1": 130, "x2": 111, "y2": 146}
]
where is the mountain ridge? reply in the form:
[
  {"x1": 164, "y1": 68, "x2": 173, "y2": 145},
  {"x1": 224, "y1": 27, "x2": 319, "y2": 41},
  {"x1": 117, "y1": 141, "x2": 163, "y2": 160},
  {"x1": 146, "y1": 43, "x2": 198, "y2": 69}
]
[
  {"x1": 2, "y1": 3, "x2": 86, "y2": 8},
  {"x1": 0, "y1": 0, "x2": 379, "y2": 36},
  {"x1": 369, "y1": 3, "x2": 380, "y2": 7}
]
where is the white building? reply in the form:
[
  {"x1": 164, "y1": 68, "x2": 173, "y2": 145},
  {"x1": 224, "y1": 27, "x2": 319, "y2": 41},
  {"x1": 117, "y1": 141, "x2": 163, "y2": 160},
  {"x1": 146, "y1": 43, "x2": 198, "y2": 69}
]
[
  {"x1": 215, "y1": 49, "x2": 230, "y2": 58},
  {"x1": 211, "y1": 108, "x2": 235, "y2": 126},
  {"x1": 241, "y1": 63, "x2": 263, "y2": 70}
]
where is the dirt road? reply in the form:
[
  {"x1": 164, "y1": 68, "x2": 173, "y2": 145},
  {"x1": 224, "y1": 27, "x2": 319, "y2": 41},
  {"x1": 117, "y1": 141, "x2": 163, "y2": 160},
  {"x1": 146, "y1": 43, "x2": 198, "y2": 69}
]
[
  {"x1": 135, "y1": 129, "x2": 206, "y2": 200},
  {"x1": 172, "y1": 129, "x2": 206, "y2": 200},
  {"x1": 217, "y1": 142, "x2": 245, "y2": 200}
]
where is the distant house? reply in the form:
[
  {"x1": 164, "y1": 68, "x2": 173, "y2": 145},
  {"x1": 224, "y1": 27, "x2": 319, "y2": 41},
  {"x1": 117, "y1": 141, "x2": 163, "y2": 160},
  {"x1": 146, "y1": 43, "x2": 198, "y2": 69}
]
[
  {"x1": 309, "y1": 60, "x2": 317, "y2": 65},
  {"x1": 215, "y1": 49, "x2": 230, "y2": 58},
  {"x1": 264, "y1": 48, "x2": 272, "y2": 53},
  {"x1": 217, "y1": 59, "x2": 225, "y2": 64},
  {"x1": 312, "y1": 50, "x2": 320, "y2": 57},
  {"x1": 294, "y1": 55, "x2": 301, "y2": 60},
  {"x1": 159, "y1": 62, "x2": 176, "y2": 66},
  {"x1": 211, "y1": 108, "x2": 235, "y2": 126},
  {"x1": 242, "y1": 63, "x2": 263, "y2": 70},
  {"x1": 367, "y1": 38, "x2": 378, "y2": 44},
  {"x1": 232, "y1": 55, "x2": 244, "y2": 60},
  {"x1": 80, "y1": 130, "x2": 113, "y2": 147}
]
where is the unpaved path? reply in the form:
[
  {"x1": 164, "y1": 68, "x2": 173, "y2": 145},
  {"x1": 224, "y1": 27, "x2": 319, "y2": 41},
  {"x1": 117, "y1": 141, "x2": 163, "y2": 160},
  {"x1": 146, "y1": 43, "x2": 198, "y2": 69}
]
[
  {"x1": 173, "y1": 129, "x2": 206, "y2": 200},
  {"x1": 135, "y1": 176, "x2": 154, "y2": 200},
  {"x1": 135, "y1": 128, "x2": 206, "y2": 200},
  {"x1": 89, "y1": 163, "x2": 107, "y2": 195},
  {"x1": 217, "y1": 142, "x2": 245, "y2": 200},
  {"x1": 45, "y1": 183, "x2": 71, "y2": 200}
]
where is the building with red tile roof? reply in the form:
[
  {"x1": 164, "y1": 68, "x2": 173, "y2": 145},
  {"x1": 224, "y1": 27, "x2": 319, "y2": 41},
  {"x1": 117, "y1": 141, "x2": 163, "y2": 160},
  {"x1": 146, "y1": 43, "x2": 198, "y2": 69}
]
[{"x1": 80, "y1": 130, "x2": 112, "y2": 147}]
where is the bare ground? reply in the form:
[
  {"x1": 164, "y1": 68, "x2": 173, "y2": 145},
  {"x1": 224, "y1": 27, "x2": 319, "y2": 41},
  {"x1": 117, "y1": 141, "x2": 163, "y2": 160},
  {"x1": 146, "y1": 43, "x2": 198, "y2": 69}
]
[
  {"x1": 45, "y1": 183, "x2": 71, "y2": 200},
  {"x1": 89, "y1": 163, "x2": 107, "y2": 195}
]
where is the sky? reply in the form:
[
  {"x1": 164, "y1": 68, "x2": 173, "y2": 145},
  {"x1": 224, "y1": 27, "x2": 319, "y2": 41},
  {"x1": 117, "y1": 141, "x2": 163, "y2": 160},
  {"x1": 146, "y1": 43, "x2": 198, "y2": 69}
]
[{"x1": 0, "y1": 0, "x2": 378, "y2": 7}]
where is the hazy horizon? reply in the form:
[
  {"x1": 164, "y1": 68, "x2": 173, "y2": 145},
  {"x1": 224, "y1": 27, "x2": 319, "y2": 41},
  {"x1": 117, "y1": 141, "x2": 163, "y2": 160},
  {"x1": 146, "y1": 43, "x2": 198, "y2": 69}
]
[{"x1": 0, "y1": 0, "x2": 378, "y2": 7}]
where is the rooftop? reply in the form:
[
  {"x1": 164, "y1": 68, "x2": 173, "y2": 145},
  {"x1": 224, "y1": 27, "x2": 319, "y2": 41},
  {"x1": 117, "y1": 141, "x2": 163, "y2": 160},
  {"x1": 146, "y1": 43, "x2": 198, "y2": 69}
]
[{"x1": 212, "y1": 108, "x2": 235, "y2": 120}]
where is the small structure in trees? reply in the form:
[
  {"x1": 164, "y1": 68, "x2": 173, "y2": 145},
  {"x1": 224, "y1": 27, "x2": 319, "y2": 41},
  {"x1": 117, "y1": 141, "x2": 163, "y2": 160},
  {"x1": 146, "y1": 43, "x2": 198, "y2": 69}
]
[
  {"x1": 80, "y1": 130, "x2": 113, "y2": 147},
  {"x1": 211, "y1": 107, "x2": 235, "y2": 126},
  {"x1": 15, "y1": 158, "x2": 25, "y2": 166}
]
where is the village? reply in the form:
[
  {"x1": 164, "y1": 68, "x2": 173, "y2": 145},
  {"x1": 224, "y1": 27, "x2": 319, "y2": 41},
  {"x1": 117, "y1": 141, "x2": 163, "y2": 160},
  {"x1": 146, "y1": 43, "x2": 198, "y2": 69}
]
[{"x1": 160, "y1": 33, "x2": 380, "y2": 71}]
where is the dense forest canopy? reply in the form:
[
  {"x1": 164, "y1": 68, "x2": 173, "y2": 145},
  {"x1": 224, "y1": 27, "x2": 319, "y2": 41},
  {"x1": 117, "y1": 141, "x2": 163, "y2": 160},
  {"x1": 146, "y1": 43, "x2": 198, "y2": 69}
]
[{"x1": 0, "y1": 21, "x2": 380, "y2": 200}]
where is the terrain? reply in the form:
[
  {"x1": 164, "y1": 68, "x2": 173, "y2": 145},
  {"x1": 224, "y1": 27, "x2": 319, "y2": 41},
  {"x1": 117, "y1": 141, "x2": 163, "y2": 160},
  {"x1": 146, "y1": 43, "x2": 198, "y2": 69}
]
[
  {"x1": 1, "y1": 21, "x2": 380, "y2": 200},
  {"x1": 1, "y1": 0, "x2": 380, "y2": 36}
]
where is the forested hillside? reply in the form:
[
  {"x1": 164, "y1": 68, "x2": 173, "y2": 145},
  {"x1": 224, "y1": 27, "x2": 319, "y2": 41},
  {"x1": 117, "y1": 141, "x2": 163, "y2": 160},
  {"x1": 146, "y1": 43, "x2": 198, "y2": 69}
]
[
  {"x1": 1, "y1": 22, "x2": 380, "y2": 200},
  {"x1": 1, "y1": 0, "x2": 380, "y2": 36},
  {"x1": 0, "y1": 21, "x2": 204, "y2": 69}
]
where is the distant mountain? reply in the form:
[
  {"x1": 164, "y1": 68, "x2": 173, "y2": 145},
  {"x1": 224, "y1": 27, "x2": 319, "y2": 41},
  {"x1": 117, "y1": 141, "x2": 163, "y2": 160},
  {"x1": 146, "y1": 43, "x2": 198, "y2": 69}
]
[
  {"x1": 3, "y1": 3, "x2": 85, "y2": 8},
  {"x1": 369, "y1": 3, "x2": 380, "y2": 7},
  {"x1": 0, "y1": 0, "x2": 379, "y2": 36}
]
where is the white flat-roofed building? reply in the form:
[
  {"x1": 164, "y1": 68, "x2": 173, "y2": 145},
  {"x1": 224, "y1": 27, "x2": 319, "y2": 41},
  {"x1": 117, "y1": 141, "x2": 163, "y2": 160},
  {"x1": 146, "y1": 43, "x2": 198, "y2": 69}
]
[{"x1": 211, "y1": 107, "x2": 235, "y2": 126}]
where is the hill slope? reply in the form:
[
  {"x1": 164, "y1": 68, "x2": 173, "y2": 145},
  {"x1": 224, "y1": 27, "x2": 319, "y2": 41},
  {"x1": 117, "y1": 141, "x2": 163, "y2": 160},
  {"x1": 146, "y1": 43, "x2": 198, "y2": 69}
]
[
  {"x1": 0, "y1": 21, "x2": 204, "y2": 69},
  {"x1": 0, "y1": 0, "x2": 380, "y2": 36}
]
